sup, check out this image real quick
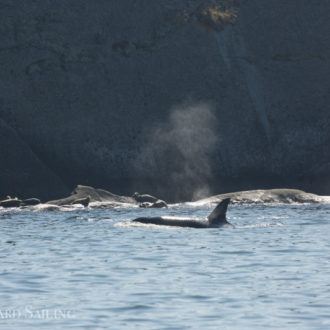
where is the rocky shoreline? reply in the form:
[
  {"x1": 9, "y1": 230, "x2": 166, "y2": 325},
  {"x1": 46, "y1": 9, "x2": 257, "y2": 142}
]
[
  {"x1": 190, "y1": 189, "x2": 330, "y2": 205},
  {"x1": 0, "y1": 185, "x2": 168, "y2": 210},
  {"x1": 0, "y1": 197, "x2": 41, "y2": 208},
  {"x1": 1, "y1": 185, "x2": 329, "y2": 211}
]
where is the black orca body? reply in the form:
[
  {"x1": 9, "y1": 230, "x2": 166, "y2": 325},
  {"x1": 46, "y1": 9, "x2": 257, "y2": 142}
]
[{"x1": 132, "y1": 198, "x2": 232, "y2": 228}]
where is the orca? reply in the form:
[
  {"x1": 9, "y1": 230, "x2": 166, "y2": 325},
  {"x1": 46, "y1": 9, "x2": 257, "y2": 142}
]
[{"x1": 132, "y1": 198, "x2": 232, "y2": 228}]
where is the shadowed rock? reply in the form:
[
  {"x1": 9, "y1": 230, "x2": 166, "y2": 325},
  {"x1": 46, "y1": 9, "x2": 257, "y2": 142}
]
[
  {"x1": 0, "y1": 197, "x2": 41, "y2": 208},
  {"x1": 0, "y1": 198, "x2": 22, "y2": 208},
  {"x1": 139, "y1": 202, "x2": 153, "y2": 208},
  {"x1": 21, "y1": 198, "x2": 41, "y2": 206}
]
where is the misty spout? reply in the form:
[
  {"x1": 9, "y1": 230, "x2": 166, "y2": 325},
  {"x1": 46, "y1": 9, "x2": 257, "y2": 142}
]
[{"x1": 134, "y1": 101, "x2": 220, "y2": 201}]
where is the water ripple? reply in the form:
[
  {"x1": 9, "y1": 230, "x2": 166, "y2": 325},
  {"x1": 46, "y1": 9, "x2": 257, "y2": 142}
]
[{"x1": 0, "y1": 204, "x2": 330, "y2": 328}]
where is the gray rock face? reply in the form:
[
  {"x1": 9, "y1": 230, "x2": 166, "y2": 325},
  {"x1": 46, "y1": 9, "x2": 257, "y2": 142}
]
[
  {"x1": 0, "y1": 1, "x2": 329, "y2": 201},
  {"x1": 47, "y1": 185, "x2": 136, "y2": 206},
  {"x1": 194, "y1": 189, "x2": 329, "y2": 205}
]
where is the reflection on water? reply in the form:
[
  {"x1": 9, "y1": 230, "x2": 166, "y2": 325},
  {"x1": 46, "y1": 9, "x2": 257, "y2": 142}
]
[{"x1": 0, "y1": 203, "x2": 330, "y2": 329}]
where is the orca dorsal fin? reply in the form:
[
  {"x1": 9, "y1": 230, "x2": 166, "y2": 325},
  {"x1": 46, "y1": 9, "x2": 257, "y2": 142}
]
[{"x1": 207, "y1": 198, "x2": 231, "y2": 225}]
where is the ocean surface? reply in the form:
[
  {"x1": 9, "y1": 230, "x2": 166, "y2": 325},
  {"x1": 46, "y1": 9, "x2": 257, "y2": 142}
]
[{"x1": 0, "y1": 202, "x2": 330, "y2": 329}]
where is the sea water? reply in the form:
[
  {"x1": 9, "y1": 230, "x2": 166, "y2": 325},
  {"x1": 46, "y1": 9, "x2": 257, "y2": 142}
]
[{"x1": 0, "y1": 203, "x2": 330, "y2": 329}]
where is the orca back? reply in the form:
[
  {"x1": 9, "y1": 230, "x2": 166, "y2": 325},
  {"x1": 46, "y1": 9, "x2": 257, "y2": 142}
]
[
  {"x1": 132, "y1": 217, "x2": 208, "y2": 228},
  {"x1": 207, "y1": 198, "x2": 231, "y2": 226}
]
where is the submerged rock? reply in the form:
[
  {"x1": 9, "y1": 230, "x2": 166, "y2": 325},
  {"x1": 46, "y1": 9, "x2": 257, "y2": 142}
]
[
  {"x1": 139, "y1": 199, "x2": 168, "y2": 208},
  {"x1": 21, "y1": 198, "x2": 41, "y2": 206},
  {"x1": 194, "y1": 189, "x2": 327, "y2": 205},
  {"x1": 33, "y1": 204, "x2": 61, "y2": 212},
  {"x1": 139, "y1": 202, "x2": 153, "y2": 208}
]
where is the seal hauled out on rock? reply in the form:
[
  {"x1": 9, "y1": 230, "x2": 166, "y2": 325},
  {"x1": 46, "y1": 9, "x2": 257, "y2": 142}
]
[
  {"x1": 71, "y1": 196, "x2": 90, "y2": 207},
  {"x1": 133, "y1": 192, "x2": 167, "y2": 208},
  {"x1": 133, "y1": 192, "x2": 158, "y2": 203},
  {"x1": 132, "y1": 198, "x2": 232, "y2": 228},
  {"x1": 0, "y1": 197, "x2": 41, "y2": 208},
  {"x1": 0, "y1": 198, "x2": 22, "y2": 208}
]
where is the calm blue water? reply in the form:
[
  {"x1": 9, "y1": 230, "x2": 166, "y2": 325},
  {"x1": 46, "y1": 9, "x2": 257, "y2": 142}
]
[{"x1": 0, "y1": 203, "x2": 330, "y2": 329}]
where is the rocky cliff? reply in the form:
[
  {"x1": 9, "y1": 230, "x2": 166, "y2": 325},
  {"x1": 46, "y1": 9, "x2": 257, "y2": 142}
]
[{"x1": 0, "y1": 0, "x2": 329, "y2": 201}]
